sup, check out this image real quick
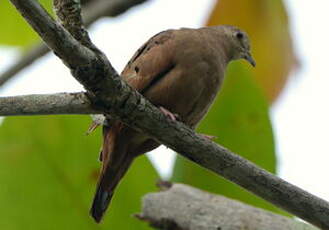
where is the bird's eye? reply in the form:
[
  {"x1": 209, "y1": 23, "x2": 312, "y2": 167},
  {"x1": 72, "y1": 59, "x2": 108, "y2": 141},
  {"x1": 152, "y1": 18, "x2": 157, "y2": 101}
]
[{"x1": 236, "y1": 32, "x2": 244, "y2": 39}]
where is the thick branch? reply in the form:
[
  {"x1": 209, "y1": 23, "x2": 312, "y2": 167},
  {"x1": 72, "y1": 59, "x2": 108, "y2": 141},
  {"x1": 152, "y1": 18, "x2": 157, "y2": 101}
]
[
  {"x1": 138, "y1": 183, "x2": 318, "y2": 230},
  {"x1": 0, "y1": 0, "x2": 148, "y2": 87},
  {"x1": 8, "y1": 0, "x2": 329, "y2": 229},
  {"x1": 0, "y1": 92, "x2": 100, "y2": 116}
]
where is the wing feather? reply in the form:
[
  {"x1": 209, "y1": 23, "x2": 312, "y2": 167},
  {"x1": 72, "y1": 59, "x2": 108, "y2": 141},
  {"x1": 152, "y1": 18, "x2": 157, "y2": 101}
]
[{"x1": 121, "y1": 30, "x2": 176, "y2": 93}]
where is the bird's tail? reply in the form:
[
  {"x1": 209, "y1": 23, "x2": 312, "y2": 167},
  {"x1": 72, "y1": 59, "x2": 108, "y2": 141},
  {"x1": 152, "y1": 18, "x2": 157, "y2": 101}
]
[{"x1": 90, "y1": 124, "x2": 134, "y2": 223}]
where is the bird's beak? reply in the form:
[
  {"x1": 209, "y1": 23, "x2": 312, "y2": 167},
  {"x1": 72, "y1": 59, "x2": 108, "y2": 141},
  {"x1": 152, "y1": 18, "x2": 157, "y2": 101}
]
[{"x1": 244, "y1": 52, "x2": 256, "y2": 67}]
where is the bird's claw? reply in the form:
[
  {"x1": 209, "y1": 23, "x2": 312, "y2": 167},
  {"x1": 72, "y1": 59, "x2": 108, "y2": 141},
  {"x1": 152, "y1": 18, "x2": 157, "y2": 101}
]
[
  {"x1": 200, "y1": 134, "x2": 217, "y2": 141},
  {"x1": 159, "y1": 106, "x2": 179, "y2": 121},
  {"x1": 86, "y1": 114, "x2": 107, "y2": 135},
  {"x1": 86, "y1": 122, "x2": 100, "y2": 135}
]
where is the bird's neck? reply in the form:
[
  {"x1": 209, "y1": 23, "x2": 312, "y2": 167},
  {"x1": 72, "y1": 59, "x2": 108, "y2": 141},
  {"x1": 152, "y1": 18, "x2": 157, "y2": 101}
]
[
  {"x1": 218, "y1": 40, "x2": 233, "y2": 66},
  {"x1": 201, "y1": 27, "x2": 235, "y2": 65}
]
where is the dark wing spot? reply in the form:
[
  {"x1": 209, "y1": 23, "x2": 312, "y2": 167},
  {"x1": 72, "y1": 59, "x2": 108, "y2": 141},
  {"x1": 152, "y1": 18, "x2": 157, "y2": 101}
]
[
  {"x1": 134, "y1": 66, "x2": 139, "y2": 73},
  {"x1": 129, "y1": 43, "x2": 149, "y2": 65},
  {"x1": 141, "y1": 63, "x2": 175, "y2": 94}
]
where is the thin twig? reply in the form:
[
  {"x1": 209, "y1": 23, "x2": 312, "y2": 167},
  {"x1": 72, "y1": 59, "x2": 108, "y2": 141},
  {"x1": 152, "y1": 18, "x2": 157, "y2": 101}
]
[
  {"x1": 0, "y1": 0, "x2": 148, "y2": 87},
  {"x1": 7, "y1": 0, "x2": 329, "y2": 229},
  {"x1": 0, "y1": 44, "x2": 49, "y2": 86},
  {"x1": 0, "y1": 92, "x2": 100, "y2": 116}
]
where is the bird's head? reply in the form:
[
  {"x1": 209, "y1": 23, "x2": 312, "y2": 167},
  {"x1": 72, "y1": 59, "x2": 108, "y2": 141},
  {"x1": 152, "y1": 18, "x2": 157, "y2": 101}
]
[{"x1": 222, "y1": 26, "x2": 256, "y2": 67}]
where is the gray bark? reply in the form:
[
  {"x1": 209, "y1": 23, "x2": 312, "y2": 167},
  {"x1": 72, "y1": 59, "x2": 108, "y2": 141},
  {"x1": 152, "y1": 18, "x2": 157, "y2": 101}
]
[
  {"x1": 0, "y1": 92, "x2": 99, "y2": 116},
  {"x1": 139, "y1": 183, "x2": 319, "y2": 230}
]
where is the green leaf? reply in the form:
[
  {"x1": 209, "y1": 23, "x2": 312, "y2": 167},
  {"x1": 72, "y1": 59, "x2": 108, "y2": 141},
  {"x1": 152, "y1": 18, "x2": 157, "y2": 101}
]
[
  {"x1": 171, "y1": 62, "x2": 287, "y2": 215},
  {"x1": 0, "y1": 116, "x2": 158, "y2": 229},
  {"x1": 0, "y1": 0, "x2": 53, "y2": 47}
]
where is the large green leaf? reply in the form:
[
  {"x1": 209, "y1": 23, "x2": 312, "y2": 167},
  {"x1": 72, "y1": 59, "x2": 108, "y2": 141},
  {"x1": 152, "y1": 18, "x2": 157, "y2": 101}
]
[
  {"x1": 0, "y1": 0, "x2": 52, "y2": 47},
  {"x1": 171, "y1": 62, "x2": 286, "y2": 215},
  {"x1": 0, "y1": 116, "x2": 158, "y2": 229}
]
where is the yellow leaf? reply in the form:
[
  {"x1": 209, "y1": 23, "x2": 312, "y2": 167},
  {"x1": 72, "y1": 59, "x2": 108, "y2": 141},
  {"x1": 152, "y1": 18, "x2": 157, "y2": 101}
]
[{"x1": 207, "y1": 0, "x2": 298, "y2": 102}]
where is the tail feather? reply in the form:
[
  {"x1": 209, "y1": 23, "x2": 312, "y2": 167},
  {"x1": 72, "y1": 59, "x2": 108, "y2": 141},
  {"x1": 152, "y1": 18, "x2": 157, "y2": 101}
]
[
  {"x1": 90, "y1": 185, "x2": 114, "y2": 223},
  {"x1": 90, "y1": 123, "x2": 134, "y2": 222},
  {"x1": 90, "y1": 154, "x2": 134, "y2": 222},
  {"x1": 90, "y1": 122, "x2": 134, "y2": 223}
]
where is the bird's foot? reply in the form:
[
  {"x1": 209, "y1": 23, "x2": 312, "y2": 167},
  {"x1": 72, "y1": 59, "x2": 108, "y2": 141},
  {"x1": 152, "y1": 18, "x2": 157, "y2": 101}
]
[
  {"x1": 159, "y1": 106, "x2": 179, "y2": 121},
  {"x1": 86, "y1": 114, "x2": 106, "y2": 135},
  {"x1": 200, "y1": 134, "x2": 217, "y2": 141},
  {"x1": 86, "y1": 122, "x2": 100, "y2": 135}
]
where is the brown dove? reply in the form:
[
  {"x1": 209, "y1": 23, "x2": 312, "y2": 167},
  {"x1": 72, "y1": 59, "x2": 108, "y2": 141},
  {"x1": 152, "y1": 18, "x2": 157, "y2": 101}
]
[{"x1": 90, "y1": 25, "x2": 255, "y2": 222}]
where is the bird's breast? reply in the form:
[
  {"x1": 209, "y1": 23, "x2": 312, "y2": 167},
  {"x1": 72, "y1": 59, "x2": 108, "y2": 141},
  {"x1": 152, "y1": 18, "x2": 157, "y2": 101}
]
[{"x1": 144, "y1": 59, "x2": 224, "y2": 128}]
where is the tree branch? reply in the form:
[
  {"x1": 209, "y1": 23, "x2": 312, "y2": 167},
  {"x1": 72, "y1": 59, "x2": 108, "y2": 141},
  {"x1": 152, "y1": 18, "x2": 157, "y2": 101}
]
[
  {"x1": 0, "y1": 92, "x2": 100, "y2": 116},
  {"x1": 54, "y1": 0, "x2": 87, "y2": 43},
  {"x1": 7, "y1": 0, "x2": 329, "y2": 229},
  {"x1": 54, "y1": 0, "x2": 94, "y2": 50},
  {"x1": 0, "y1": 0, "x2": 148, "y2": 87},
  {"x1": 138, "y1": 183, "x2": 318, "y2": 230},
  {"x1": 0, "y1": 44, "x2": 48, "y2": 86},
  {"x1": 53, "y1": 0, "x2": 104, "y2": 56}
]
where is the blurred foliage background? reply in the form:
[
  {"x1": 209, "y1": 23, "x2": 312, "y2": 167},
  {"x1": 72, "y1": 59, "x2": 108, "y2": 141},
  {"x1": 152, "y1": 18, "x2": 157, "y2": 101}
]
[{"x1": 0, "y1": 0, "x2": 296, "y2": 229}]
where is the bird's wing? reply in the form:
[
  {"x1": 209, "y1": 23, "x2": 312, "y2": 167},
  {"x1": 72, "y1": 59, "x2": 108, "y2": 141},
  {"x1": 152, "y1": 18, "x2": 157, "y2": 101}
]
[
  {"x1": 121, "y1": 30, "x2": 176, "y2": 93},
  {"x1": 87, "y1": 30, "x2": 176, "y2": 133}
]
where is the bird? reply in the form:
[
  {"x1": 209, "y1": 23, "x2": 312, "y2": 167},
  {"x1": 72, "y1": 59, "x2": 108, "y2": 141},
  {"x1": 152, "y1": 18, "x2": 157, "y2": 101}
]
[{"x1": 90, "y1": 25, "x2": 256, "y2": 222}]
